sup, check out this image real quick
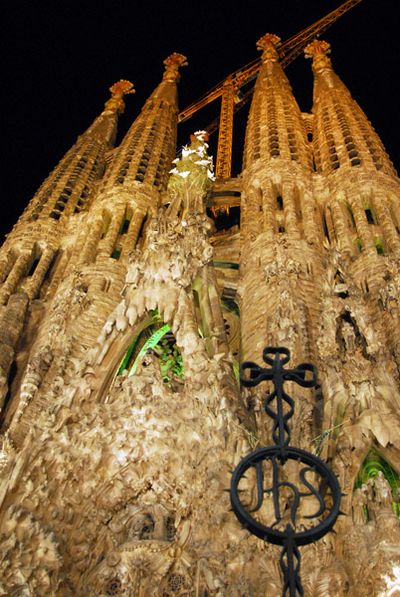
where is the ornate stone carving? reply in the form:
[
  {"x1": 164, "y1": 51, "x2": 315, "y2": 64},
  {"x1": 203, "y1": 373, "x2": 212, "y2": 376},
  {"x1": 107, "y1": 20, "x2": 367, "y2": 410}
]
[{"x1": 0, "y1": 30, "x2": 400, "y2": 597}]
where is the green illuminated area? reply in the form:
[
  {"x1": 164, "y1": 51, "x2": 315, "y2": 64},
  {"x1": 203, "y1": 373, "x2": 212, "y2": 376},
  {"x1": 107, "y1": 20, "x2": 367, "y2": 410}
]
[
  {"x1": 117, "y1": 310, "x2": 184, "y2": 386},
  {"x1": 355, "y1": 449, "x2": 400, "y2": 519}
]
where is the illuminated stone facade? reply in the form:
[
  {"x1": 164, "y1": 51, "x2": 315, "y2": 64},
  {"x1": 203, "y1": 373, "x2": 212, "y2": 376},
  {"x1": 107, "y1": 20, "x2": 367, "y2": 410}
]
[{"x1": 0, "y1": 36, "x2": 399, "y2": 596}]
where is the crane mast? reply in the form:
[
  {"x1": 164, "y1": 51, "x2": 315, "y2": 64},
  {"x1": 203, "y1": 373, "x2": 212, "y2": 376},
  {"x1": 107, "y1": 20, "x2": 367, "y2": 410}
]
[{"x1": 178, "y1": 0, "x2": 364, "y2": 180}]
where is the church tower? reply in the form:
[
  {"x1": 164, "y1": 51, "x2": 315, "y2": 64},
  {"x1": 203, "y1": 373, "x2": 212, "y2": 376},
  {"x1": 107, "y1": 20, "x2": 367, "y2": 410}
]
[{"x1": 0, "y1": 29, "x2": 399, "y2": 597}]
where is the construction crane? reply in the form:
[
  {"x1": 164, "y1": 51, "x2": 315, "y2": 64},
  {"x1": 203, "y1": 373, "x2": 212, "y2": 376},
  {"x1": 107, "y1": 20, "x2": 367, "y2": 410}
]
[{"x1": 178, "y1": 0, "x2": 364, "y2": 180}]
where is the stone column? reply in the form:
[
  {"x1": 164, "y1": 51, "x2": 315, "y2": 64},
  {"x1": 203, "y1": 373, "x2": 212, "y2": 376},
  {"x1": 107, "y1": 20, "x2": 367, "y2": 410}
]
[
  {"x1": 24, "y1": 247, "x2": 56, "y2": 299},
  {"x1": 372, "y1": 191, "x2": 400, "y2": 253},
  {"x1": 299, "y1": 190, "x2": 322, "y2": 245},
  {"x1": 0, "y1": 252, "x2": 32, "y2": 305},
  {"x1": 241, "y1": 186, "x2": 262, "y2": 241},
  {"x1": 261, "y1": 182, "x2": 276, "y2": 238},
  {"x1": 0, "y1": 253, "x2": 14, "y2": 285},
  {"x1": 350, "y1": 198, "x2": 375, "y2": 252},
  {"x1": 282, "y1": 182, "x2": 300, "y2": 239},
  {"x1": 121, "y1": 208, "x2": 146, "y2": 256},
  {"x1": 97, "y1": 206, "x2": 125, "y2": 258},
  {"x1": 330, "y1": 196, "x2": 354, "y2": 254},
  {"x1": 78, "y1": 217, "x2": 104, "y2": 265},
  {"x1": 45, "y1": 249, "x2": 71, "y2": 297}
]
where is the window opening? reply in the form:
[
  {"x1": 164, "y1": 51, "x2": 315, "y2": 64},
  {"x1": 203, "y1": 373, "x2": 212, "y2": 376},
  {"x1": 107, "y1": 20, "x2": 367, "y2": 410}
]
[
  {"x1": 27, "y1": 256, "x2": 40, "y2": 277},
  {"x1": 207, "y1": 206, "x2": 240, "y2": 231},
  {"x1": 365, "y1": 208, "x2": 375, "y2": 225},
  {"x1": 120, "y1": 218, "x2": 130, "y2": 235},
  {"x1": 136, "y1": 214, "x2": 148, "y2": 242}
]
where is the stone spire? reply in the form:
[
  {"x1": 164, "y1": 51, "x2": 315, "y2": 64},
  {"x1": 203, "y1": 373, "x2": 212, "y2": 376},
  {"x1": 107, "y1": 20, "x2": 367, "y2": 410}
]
[
  {"x1": 243, "y1": 33, "x2": 311, "y2": 171},
  {"x1": 306, "y1": 39, "x2": 400, "y2": 260},
  {"x1": 0, "y1": 81, "x2": 134, "y2": 305},
  {"x1": 239, "y1": 33, "x2": 323, "y2": 376},
  {"x1": 103, "y1": 79, "x2": 135, "y2": 116},
  {"x1": 73, "y1": 54, "x2": 187, "y2": 268},
  {"x1": 305, "y1": 39, "x2": 396, "y2": 177},
  {"x1": 17, "y1": 80, "x2": 134, "y2": 227},
  {"x1": 101, "y1": 53, "x2": 187, "y2": 196}
]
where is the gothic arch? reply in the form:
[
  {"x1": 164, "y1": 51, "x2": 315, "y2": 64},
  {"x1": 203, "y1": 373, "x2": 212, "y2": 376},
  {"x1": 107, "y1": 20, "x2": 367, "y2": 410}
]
[
  {"x1": 353, "y1": 447, "x2": 400, "y2": 521},
  {"x1": 90, "y1": 311, "x2": 158, "y2": 403},
  {"x1": 112, "y1": 311, "x2": 184, "y2": 389},
  {"x1": 87, "y1": 294, "x2": 205, "y2": 404}
]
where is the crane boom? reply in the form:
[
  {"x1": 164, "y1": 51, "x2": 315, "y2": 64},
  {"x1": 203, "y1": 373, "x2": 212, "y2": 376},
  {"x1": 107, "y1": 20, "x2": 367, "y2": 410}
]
[
  {"x1": 279, "y1": 0, "x2": 363, "y2": 59},
  {"x1": 178, "y1": 0, "x2": 364, "y2": 179}
]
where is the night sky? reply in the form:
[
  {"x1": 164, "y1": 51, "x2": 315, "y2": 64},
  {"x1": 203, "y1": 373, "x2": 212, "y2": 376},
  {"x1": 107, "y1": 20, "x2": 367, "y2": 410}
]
[{"x1": 3, "y1": 0, "x2": 399, "y2": 242}]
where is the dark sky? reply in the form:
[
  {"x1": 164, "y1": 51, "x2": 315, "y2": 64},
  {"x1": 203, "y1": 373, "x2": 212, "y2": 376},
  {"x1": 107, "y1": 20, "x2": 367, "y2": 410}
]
[{"x1": 3, "y1": 0, "x2": 399, "y2": 241}]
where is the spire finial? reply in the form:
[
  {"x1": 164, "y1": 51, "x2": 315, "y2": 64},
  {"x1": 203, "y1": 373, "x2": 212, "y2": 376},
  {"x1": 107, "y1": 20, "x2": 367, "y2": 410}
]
[
  {"x1": 304, "y1": 39, "x2": 332, "y2": 71},
  {"x1": 163, "y1": 53, "x2": 188, "y2": 82},
  {"x1": 104, "y1": 79, "x2": 135, "y2": 114},
  {"x1": 257, "y1": 33, "x2": 281, "y2": 63}
]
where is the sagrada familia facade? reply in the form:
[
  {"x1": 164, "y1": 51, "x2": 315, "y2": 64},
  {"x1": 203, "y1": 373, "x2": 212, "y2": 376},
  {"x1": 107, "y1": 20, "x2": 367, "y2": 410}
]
[{"x1": 0, "y1": 33, "x2": 399, "y2": 596}]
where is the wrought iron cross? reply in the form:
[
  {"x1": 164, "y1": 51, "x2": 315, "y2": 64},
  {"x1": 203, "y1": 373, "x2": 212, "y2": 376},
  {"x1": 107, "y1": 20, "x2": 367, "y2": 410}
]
[{"x1": 230, "y1": 347, "x2": 341, "y2": 597}]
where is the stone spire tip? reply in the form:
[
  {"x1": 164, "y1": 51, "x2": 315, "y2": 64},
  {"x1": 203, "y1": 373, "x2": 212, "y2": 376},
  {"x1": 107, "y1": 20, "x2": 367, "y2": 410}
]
[
  {"x1": 104, "y1": 79, "x2": 135, "y2": 114},
  {"x1": 163, "y1": 53, "x2": 188, "y2": 82},
  {"x1": 304, "y1": 39, "x2": 332, "y2": 71},
  {"x1": 257, "y1": 33, "x2": 281, "y2": 62}
]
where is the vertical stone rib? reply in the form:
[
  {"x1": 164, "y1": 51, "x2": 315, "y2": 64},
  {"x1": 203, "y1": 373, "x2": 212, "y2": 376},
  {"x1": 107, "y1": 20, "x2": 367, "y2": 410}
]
[
  {"x1": 207, "y1": 268, "x2": 230, "y2": 356},
  {"x1": 349, "y1": 198, "x2": 375, "y2": 251},
  {"x1": 0, "y1": 292, "x2": 29, "y2": 411},
  {"x1": 282, "y1": 183, "x2": 300, "y2": 238},
  {"x1": 330, "y1": 196, "x2": 354, "y2": 254},
  {"x1": 121, "y1": 209, "x2": 146, "y2": 256},
  {"x1": 78, "y1": 217, "x2": 104, "y2": 266},
  {"x1": 300, "y1": 191, "x2": 322, "y2": 246},
  {"x1": 45, "y1": 249, "x2": 71, "y2": 298},
  {"x1": 261, "y1": 183, "x2": 276, "y2": 238},
  {"x1": 241, "y1": 187, "x2": 262, "y2": 241},
  {"x1": 0, "y1": 253, "x2": 15, "y2": 285},
  {"x1": 24, "y1": 247, "x2": 56, "y2": 299},
  {"x1": 97, "y1": 206, "x2": 125, "y2": 258}
]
